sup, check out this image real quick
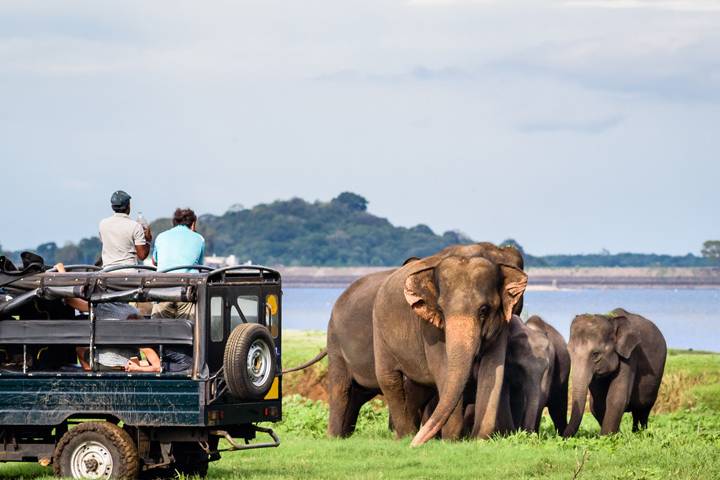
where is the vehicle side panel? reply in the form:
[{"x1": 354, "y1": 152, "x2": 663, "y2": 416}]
[{"x1": 0, "y1": 377, "x2": 202, "y2": 426}]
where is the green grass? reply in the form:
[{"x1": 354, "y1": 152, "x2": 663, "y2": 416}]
[
  {"x1": 281, "y1": 330, "x2": 326, "y2": 371},
  {"x1": 2, "y1": 332, "x2": 718, "y2": 479}
]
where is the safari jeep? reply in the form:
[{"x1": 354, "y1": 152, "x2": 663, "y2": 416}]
[{"x1": 0, "y1": 260, "x2": 282, "y2": 479}]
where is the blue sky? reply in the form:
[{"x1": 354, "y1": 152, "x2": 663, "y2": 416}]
[{"x1": 1, "y1": 0, "x2": 718, "y2": 255}]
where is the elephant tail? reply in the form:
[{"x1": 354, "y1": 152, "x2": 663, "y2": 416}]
[{"x1": 282, "y1": 349, "x2": 328, "y2": 374}]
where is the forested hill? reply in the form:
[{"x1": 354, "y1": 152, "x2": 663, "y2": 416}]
[
  {"x1": 2, "y1": 192, "x2": 717, "y2": 267},
  {"x1": 149, "y1": 192, "x2": 469, "y2": 266}
]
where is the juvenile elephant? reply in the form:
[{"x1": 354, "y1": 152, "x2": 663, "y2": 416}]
[
  {"x1": 500, "y1": 315, "x2": 554, "y2": 433},
  {"x1": 373, "y1": 254, "x2": 527, "y2": 446},
  {"x1": 526, "y1": 315, "x2": 570, "y2": 434},
  {"x1": 563, "y1": 308, "x2": 667, "y2": 437},
  {"x1": 463, "y1": 315, "x2": 557, "y2": 435}
]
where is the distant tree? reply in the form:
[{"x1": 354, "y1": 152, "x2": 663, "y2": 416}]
[
  {"x1": 36, "y1": 242, "x2": 58, "y2": 264},
  {"x1": 332, "y1": 192, "x2": 368, "y2": 212},
  {"x1": 702, "y1": 240, "x2": 720, "y2": 262},
  {"x1": 499, "y1": 238, "x2": 525, "y2": 256}
]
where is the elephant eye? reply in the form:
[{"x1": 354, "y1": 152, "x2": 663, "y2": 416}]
[
  {"x1": 591, "y1": 350, "x2": 602, "y2": 361},
  {"x1": 478, "y1": 305, "x2": 489, "y2": 318}
]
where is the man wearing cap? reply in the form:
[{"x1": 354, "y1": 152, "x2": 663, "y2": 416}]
[{"x1": 99, "y1": 190, "x2": 152, "y2": 268}]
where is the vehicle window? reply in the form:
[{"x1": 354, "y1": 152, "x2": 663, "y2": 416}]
[
  {"x1": 266, "y1": 294, "x2": 279, "y2": 338},
  {"x1": 230, "y1": 296, "x2": 259, "y2": 330},
  {"x1": 210, "y1": 296, "x2": 223, "y2": 342}
]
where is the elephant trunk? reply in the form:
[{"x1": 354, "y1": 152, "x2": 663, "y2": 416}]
[
  {"x1": 410, "y1": 315, "x2": 480, "y2": 447},
  {"x1": 563, "y1": 360, "x2": 593, "y2": 438}
]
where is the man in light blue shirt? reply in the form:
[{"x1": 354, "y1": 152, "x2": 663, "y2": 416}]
[{"x1": 151, "y1": 208, "x2": 205, "y2": 319}]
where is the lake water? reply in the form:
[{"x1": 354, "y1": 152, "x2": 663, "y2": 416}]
[{"x1": 282, "y1": 287, "x2": 720, "y2": 352}]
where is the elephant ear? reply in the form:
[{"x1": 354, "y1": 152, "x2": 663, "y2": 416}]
[
  {"x1": 613, "y1": 315, "x2": 640, "y2": 359},
  {"x1": 499, "y1": 264, "x2": 528, "y2": 323},
  {"x1": 403, "y1": 267, "x2": 443, "y2": 329}
]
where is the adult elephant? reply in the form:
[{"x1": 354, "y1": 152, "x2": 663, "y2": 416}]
[
  {"x1": 563, "y1": 308, "x2": 667, "y2": 437},
  {"x1": 373, "y1": 254, "x2": 527, "y2": 446},
  {"x1": 293, "y1": 243, "x2": 524, "y2": 439}
]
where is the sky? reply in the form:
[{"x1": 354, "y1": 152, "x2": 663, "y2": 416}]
[{"x1": 1, "y1": 0, "x2": 719, "y2": 256}]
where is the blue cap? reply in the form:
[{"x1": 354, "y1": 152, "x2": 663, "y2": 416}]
[{"x1": 110, "y1": 190, "x2": 131, "y2": 208}]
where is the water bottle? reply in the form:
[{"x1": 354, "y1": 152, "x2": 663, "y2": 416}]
[{"x1": 137, "y1": 212, "x2": 149, "y2": 228}]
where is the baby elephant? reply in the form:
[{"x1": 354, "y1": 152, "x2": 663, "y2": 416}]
[
  {"x1": 465, "y1": 315, "x2": 568, "y2": 435},
  {"x1": 526, "y1": 315, "x2": 570, "y2": 434},
  {"x1": 564, "y1": 308, "x2": 667, "y2": 437}
]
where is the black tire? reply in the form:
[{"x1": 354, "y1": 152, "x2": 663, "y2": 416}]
[
  {"x1": 223, "y1": 323, "x2": 276, "y2": 399},
  {"x1": 172, "y1": 442, "x2": 210, "y2": 478},
  {"x1": 54, "y1": 422, "x2": 139, "y2": 480}
]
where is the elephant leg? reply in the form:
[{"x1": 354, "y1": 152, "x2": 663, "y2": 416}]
[
  {"x1": 632, "y1": 407, "x2": 651, "y2": 432},
  {"x1": 342, "y1": 384, "x2": 377, "y2": 435},
  {"x1": 441, "y1": 400, "x2": 464, "y2": 440},
  {"x1": 495, "y1": 381, "x2": 514, "y2": 435},
  {"x1": 463, "y1": 403, "x2": 475, "y2": 437},
  {"x1": 377, "y1": 366, "x2": 416, "y2": 438},
  {"x1": 521, "y1": 384, "x2": 543, "y2": 433},
  {"x1": 327, "y1": 354, "x2": 361, "y2": 437},
  {"x1": 547, "y1": 379, "x2": 568, "y2": 434},
  {"x1": 588, "y1": 382, "x2": 607, "y2": 428},
  {"x1": 403, "y1": 379, "x2": 436, "y2": 430},
  {"x1": 600, "y1": 363, "x2": 634, "y2": 435}
]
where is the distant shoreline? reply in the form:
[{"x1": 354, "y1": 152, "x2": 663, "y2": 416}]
[{"x1": 276, "y1": 266, "x2": 720, "y2": 289}]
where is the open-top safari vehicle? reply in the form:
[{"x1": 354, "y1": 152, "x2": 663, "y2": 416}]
[{"x1": 0, "y1": 255, "x2": 282, "y2": 478}]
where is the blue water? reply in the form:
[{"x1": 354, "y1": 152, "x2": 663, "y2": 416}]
[{"x1": 283, "y1": 287, "x2": 720, "y2": 352}]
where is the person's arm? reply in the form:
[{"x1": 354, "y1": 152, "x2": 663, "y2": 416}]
[
  {"x1": 133, "y1": 223, "x2": 151, "y2": 261},
  {"x1": 151, "y1": 242, "x2": 158, "y2": 266},
  {"x1": 136, "y1": 244, "x2": 150, "y2": 261},
  {"x1": 66, "y1": 297, "x2": 89, "y2": 313},
  {"x1": 198, "y1": 239, "x2": 205, "y2": 265},
  {"x1": 55, "y1": 263, "x2": 90, "y2": 312},
  {"x1": 126, "y1": 348, "x2": 161, "y2": 373}
]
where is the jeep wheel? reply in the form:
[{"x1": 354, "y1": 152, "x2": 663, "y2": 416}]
[
  {"x1": 224, "y1": 323, "x2": 276, "y2": 399},
  {"x1": 54, "y1": 422, "x2": 139, "y2": 480},
  {"x1": 172, "y1": 441, "x2": 211, "y2": 478}
]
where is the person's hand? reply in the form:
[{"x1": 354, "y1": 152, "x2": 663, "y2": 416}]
[
  {"x1": 54, "y1": 263, "x2": 66, "y2": 273},
  {"x1": 125, "y1": 361, "x2": 139, "y2": 372}
]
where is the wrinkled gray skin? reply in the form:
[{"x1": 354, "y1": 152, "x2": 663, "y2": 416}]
[
  {"x1": 373, "y1": 254, "x2": 527, "y2": 447},
  {"x1": 526, "y1": 315, "x2": 570, "y2": 434},
  {"x1": 502, "y1": 316, "x2": 554, "y2": 433},
  {"x1": 463, "y1": 316, "x2": 554, "y2": 435},
  {"x1": 325, "y1": 243, "x2": 524, "y2": 439},
  {"x1": 326, "y1": 269, "x2": 398, "y2": 437},
  {"x1": 563, "y1": 308, "x2": 667, "y2": 437}
]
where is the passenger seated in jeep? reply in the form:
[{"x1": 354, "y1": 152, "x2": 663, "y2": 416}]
[{"x1": 55, "y1": 263, "x2": 141, "y2": 320}]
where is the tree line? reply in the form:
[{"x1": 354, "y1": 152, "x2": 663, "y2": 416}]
[{"x1": 2, "y1": 193, "x2": 718, "y2": 268}]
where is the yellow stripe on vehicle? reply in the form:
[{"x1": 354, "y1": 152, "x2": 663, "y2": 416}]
[{"x1": 264, "y1": 377, "x2": 279, "y2": 400}]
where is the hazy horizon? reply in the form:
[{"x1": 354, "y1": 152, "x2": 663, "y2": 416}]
[{"x1": 2, "y1": 1, "x2": 718, "y2": 256}]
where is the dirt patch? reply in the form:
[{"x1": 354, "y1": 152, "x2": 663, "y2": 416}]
[{"x1": 284, "y1": 365, "x2": 328, "y2": 402}]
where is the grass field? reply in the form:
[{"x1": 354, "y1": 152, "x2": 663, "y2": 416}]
[{"x1": 2, "y1": 330, "x2": 718, "y2": 479}]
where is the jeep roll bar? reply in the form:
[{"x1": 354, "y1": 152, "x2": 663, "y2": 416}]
[
  {"x1": 160, "y1": 265, "x2": 215, "y2": 273},
  {"x1": 102, "y1": 264, "x2": 158, "y2": 273},
  {"x1": 206, "y1": 265, "x2": 279, "y2": 282},
  {"x1": 46, "y1": 265, "x2": 102, "y2": 272}
]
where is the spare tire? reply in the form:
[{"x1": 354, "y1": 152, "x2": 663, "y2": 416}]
[{"x1": 223, "y1": 323, "x2": 277, "y2": 399}]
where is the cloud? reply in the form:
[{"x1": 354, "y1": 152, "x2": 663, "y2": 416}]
[
  {"x1": 563, "y1": 0, "x2": 720, "y2": 11},
  {"x1": 517, "y1": 114, "x2": 624, "y2": 134},
  {"x1": 407, "y1": 0, "x2": 498, "y2": 5}
]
